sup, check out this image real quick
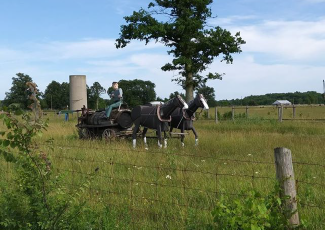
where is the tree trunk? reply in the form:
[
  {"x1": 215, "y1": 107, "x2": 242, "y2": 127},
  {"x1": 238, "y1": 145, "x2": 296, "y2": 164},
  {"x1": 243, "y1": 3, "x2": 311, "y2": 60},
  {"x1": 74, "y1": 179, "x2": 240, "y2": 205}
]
[
  {"x1": 96, "y1": 98, "x2": 98, "y2": 110},
  {"x1": 185, "y1": 72, "x2": 194, "y2": 103}
]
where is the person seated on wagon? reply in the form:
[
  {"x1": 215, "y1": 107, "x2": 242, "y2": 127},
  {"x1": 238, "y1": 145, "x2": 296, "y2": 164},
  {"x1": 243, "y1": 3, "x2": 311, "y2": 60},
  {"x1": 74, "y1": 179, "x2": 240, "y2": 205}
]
[{"x1": 105, "y1": 81, "x2": 123, "y2": 119}]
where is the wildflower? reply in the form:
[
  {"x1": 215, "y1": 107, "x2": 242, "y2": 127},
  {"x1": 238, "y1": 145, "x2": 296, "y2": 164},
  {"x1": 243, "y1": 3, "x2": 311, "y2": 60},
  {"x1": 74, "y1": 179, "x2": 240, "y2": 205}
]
[
  {"x1": 255, "y1": 171, "x2": 259, "y2": 174},
  {"x1": 201, "y1": 160, "x2": 206, "y2": 162},
  {"x1": 247, "y1": 154, "x2": 252, "y2": 156},
  {"x1": 224, "y1": 162, "x2": 227, "y2": 165},
  {"x1": 166, "y1": 175, "x2": 172, "y2": 179}
]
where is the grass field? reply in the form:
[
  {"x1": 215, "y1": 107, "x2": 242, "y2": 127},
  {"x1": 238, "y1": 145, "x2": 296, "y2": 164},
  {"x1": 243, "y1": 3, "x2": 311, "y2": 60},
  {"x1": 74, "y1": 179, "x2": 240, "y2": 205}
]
[{"x1": 1, "y1": 106, "x2": 325, "y2": 229}]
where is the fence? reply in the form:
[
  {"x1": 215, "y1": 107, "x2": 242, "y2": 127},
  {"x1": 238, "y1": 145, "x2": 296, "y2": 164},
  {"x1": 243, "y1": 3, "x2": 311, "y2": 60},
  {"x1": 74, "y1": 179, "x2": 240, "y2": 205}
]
[
  {"x1": 204, "y1": 104, "x2": 325, "y2": 123},
  {"x1": 1, "y1": 143, "x2": 324, "y2": 229}
]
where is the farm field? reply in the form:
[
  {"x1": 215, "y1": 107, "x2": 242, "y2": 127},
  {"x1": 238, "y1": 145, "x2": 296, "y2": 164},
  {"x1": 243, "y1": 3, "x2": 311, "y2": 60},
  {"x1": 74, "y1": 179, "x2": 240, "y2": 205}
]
[{"x1": 1, "y1": 106, "x2": 325, "y2": 229}]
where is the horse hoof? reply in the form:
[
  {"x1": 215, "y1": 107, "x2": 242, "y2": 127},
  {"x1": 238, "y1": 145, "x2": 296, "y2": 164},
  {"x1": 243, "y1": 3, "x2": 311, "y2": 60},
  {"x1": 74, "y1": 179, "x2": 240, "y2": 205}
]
[{"x1": 145, "y1": 147, "x2": 149, "y2": 150}]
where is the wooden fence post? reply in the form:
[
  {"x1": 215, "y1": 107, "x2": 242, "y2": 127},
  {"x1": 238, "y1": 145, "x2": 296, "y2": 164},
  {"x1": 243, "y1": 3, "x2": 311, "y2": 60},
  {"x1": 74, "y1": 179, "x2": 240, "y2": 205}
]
[
  {"x1": 274, "y1": 147, "x2": 300, "y2": 227},
  {"x1": 245, "y1": 106, "x2": 249, "y2": 119},
  {"x1": 207, "y1": 109, "x2": 210, "y2": 119},
  {"x1": 232, "y1": 106, "x2": 235, "y2": 121},
  {"x1": 278, "y1": 106, "x2": 283, "y2": 122},
  {"x1": 215, "y1": 107, "x2": 218, "y2": 124},
  {"x1": 293, "y1": 105, "x2": 296, "y2": 119}
]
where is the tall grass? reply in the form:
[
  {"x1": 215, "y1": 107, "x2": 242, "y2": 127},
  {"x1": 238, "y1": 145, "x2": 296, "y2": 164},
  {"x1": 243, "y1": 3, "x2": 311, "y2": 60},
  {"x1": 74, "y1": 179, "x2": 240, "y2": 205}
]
[{"x1": 1, "y1": 108, "x2": 325, "y2": 229}]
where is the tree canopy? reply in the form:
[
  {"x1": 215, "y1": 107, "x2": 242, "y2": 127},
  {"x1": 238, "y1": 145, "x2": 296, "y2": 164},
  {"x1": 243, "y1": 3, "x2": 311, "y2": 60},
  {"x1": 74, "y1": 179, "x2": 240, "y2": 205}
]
[
  {"x1": 88, "y1": 82, "x2": 106, "y2": 110},
  {"x1": 3, "y1": 73, "x2": 33, "y2": 109},
  {"x1": 217, "y1": 91, "x2": 324, "y2": 106},
  {"x1": 196, "y1": 83, "x2": 217, "y2": 107},
  {"x1": 116, "y1": 0, "x2": 245, "y2": 102},
  {"x1": 43, "y1": 81, "x2": 70, "y2": 110},
  {"x1": 118, "y1": 79, "x2": 156, "y2": 107}
]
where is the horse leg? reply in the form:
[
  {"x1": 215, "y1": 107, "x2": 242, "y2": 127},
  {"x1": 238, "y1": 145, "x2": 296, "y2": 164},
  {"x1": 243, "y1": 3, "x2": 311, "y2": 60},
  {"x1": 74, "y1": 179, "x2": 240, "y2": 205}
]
[
  {"x1": 169, "y1": 126, "x2": 174, "y2": 138},
  {"x1": 132, "y1": 119, "x2": 140, "y2": 148},
  {"x1": 181, "y1": 122, "x2": 185, "y2": 147},
  {"x1": 164, "y1": 131, "x2": 168, "y2": 148},
  {"x1": 192, "y1": 127, "x2": 199, "y2": 146},
  {"x1": 157, "y1": 124, "x2": 162, "y2": 148},
  {"x1": 142, "y1": 127, "x2": 148, "y2": 150}
]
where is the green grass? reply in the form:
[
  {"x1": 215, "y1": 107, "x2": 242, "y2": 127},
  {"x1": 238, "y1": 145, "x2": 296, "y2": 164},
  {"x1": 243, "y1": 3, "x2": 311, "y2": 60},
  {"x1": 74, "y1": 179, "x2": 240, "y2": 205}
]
[{"x1": 1, "y1": 108, "x2": 325, "y2": 229}]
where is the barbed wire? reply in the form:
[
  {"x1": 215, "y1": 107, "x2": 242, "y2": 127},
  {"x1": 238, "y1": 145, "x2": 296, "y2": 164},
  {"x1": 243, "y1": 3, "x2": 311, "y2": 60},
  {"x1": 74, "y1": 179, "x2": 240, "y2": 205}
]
[
  {"x1": 39, "y1": 143, "x2": 325, "y2": 169},
  {"x1": 39, "y1": 143, "x2": 276, "y2": 165},
  {"x1": 51, "y1": 155, "x2": 275, "y2": 180}
]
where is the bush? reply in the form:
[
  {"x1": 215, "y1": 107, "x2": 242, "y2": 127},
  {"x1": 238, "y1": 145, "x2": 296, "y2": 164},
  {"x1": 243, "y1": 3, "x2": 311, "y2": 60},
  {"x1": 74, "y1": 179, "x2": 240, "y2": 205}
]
[
  {"x1": 0, "y1": 82, "x2": 102, "y2": 229},
  {"x1": 207, "y1": 188, "x2": 306, "y2": 230}
]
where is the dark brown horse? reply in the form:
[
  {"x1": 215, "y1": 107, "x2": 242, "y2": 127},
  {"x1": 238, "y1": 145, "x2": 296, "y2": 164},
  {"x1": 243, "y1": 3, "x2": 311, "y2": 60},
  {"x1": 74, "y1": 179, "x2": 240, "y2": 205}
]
[
  {"x1": 131, "y1": 95, "x2": 188, "y2": 148},
  {"x1": 169, "y1": 94, "x2": 209, "y2": 146}
]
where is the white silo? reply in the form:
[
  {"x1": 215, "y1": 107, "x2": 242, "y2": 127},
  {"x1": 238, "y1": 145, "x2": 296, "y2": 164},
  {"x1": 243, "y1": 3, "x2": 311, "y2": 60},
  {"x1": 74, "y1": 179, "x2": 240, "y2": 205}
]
[{"x1": 69, "y1": 75, "x2": 87, "y2": 110}]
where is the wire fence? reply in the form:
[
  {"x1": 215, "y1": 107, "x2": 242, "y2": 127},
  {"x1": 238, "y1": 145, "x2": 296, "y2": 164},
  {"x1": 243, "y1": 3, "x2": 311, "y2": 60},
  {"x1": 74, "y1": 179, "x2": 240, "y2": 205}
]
[
  {"x1": 202, "y1": 105, "x2": 325, "y2": 122},
  {"x1": 1, "y1": 143, "x2": 324, "y2": 229}
]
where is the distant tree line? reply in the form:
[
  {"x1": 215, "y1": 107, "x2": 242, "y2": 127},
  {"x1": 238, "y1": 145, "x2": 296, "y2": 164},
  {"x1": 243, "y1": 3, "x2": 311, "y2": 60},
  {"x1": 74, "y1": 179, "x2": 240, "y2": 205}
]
[
  {"x1": 4, "y1": 73, "x2": 320, "y2": 111},
  {"x1": 217, "y1": 92, "x2": 324, "y2": 106},
  {"x1": 1, "y1": 73, "x2": 218, "y2": 110}
]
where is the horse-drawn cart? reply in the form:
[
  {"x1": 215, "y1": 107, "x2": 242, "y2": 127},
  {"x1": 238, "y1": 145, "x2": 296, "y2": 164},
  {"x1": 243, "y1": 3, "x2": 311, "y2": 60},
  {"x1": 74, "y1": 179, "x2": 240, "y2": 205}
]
[{"x1": 76, "y1": 105, "x2": 134, "y2": 140}]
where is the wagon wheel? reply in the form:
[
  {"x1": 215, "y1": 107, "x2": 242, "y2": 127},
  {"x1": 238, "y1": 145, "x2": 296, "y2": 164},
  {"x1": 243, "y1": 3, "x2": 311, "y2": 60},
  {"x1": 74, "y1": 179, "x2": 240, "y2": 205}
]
[
  {"x1": 102, "y1": 129, "x2": 116, "y2": 140},
  {"x1": 78, "y1": 128, "x2": 92, "y2": 139}
]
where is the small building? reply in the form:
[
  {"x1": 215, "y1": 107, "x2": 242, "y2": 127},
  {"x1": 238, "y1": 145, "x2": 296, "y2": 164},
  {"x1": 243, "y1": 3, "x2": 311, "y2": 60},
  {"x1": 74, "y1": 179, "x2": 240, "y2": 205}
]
[{"x1": 272, "y1": 100, "x2": 292, "y2": 106}]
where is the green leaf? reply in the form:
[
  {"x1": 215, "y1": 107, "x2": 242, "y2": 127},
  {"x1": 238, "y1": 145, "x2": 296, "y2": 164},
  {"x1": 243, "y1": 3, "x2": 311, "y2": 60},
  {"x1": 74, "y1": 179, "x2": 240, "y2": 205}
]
[{"x1": 3, "y1": 140, "x2": 10, "y2": 147}]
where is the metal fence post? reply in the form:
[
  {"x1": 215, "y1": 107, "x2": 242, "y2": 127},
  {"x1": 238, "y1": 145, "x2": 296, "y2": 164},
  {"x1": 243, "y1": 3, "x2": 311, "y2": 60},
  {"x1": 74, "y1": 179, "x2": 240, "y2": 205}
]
[
  {"x1": 293, "y1": 105, "x2": 296, "y2": 119},
  {"x1": 245, "y1": 106, "x2": 249, "y2": 119},
  {"x1": 274, "y1": 147, "x2": 300, "y2": 227}
]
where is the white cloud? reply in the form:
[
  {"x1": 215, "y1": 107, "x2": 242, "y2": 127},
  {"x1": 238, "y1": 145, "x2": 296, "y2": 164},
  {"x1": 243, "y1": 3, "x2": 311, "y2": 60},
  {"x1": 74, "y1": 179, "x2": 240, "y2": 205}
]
[
  {"x1": 1, "y1": 18, "x2": 325, "y2": 101},
  {"x1": 208, "y1": 15, "x2": 256, "y2": 25},
  {"x1": 210, "y1": 18, "x2": 325, "y2": 62},
  {"x1": 207, "y1": 55, "x2": 325, "y2": 100}
]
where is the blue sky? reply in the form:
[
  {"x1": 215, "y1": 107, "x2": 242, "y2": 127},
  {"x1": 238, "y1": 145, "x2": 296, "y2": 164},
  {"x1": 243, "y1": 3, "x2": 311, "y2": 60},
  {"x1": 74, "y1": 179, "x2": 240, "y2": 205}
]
[{"x1": 1, "y1": 0, "x2": 325, "y2": 100}]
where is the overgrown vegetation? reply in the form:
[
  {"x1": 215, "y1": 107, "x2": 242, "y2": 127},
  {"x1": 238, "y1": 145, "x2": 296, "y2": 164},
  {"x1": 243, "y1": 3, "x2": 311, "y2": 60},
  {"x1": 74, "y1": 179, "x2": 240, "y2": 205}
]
[
  {"x1": 1, "y1": 87, "x2": 324, "y2": 228},
  {"x1": 0, "y1": 83, "x2": 123, "y2": 229},
  {"x1": 208, "y1": 188, "x2": 307, "y2": 229}
]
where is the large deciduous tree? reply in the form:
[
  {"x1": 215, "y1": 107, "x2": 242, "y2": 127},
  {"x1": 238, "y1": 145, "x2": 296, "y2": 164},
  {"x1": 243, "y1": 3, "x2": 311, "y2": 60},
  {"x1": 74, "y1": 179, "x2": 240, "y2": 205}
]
[
  {"x1": 44, "y1": 81, "x2": 70, "y2": 110},
  {"x1": 116, "y1": 0, "x2": 245, "y2": 102},
  {"x1": 88, "y1": 82, "x2": 106, "y2": 110},
  {"x1": 196, "y1": 82, "x2": 217, "y2": 107},
  {"x1": 118, "y1": 79, "x2": 156, "y2": 107},
  {"x1": 3, "y1": 73, "x2": 33, "y2": 109}
]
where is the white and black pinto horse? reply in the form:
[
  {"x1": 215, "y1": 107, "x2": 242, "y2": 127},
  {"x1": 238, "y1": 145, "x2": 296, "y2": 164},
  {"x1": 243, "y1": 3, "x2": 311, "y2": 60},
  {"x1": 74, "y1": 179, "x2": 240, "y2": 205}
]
[
  {"x1": 169, "y1": 94, "x2": 209, "y2": 146},
  {"x1": 131, "y1": 95, "x2": 188, "y2": 148}
]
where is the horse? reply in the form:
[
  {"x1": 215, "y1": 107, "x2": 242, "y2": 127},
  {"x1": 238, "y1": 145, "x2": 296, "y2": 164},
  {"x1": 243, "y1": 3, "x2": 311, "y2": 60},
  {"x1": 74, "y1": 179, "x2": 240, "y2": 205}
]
[
  {"x1": 169, "y1": 94, "x2": 209, "y2": 146},
  {"x1": 131, "y1": 95, "x2": 188, "y2": 148}
]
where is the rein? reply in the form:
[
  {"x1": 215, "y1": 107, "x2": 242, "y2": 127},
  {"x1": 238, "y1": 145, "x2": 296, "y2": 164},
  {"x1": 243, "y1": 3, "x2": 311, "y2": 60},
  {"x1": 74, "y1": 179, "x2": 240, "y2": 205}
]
[
  {"x1": 157, "y1": 104, "x2": 172, "y2": 122},
  {"x1": 182, "y1": 110, "x2": 194, "y2": 121}
]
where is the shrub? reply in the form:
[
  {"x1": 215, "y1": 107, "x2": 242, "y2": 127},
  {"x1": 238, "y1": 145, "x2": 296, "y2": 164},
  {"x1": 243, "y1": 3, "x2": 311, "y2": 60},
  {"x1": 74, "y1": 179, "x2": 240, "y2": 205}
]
[
  {"x1": 207, "y1": 188, "x2": 306, "y2": 230},
  {"x1": 0, "y1": 82, "x2": 97, "y2": 229}
]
